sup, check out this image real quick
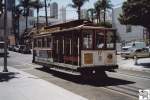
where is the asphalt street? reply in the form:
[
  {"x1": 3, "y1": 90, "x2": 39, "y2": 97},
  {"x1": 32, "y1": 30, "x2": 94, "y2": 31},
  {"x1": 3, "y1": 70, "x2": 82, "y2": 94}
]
[{"x1": 0, "y1": 51, "x2": 150, "y2": 100}]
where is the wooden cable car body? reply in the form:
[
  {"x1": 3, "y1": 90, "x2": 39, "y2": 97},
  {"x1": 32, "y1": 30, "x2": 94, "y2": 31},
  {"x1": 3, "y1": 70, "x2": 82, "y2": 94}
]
[{"x1": 32, "y1": 21, "x2": 118, "y2": 76}]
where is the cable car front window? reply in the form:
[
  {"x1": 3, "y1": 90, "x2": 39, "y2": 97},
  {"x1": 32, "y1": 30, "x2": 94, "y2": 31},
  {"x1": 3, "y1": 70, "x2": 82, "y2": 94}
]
[
  {"x1": 83, "y1": 30, "x2": 93, "y2": 49},
  {"x1": 96, "y1": 31, "x2": 105, "y2": 49},
  {"x1": 106, "y1": 31, "x2": 114, "y2": 49}
]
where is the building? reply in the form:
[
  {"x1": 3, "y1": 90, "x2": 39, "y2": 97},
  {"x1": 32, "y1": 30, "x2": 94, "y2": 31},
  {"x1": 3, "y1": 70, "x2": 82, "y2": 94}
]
[
  {"x1": 59, "y1": 6, "x2": 66, "y2": 22},
  {"x1": 0, "y1": 11, "x2": 13, "y2": 41},
  {"x1": 50, "y1": 2, "x2": 58, "y2": 19},
  {"x1": 113, "y1": 7, "x2": 145, "y2": 42},
  {"x1": 80, "y1": 9, "x2": 88, "y2": 20},
  {"x1": 0, "y1": 0, "x2": 15, "y2": 44}
]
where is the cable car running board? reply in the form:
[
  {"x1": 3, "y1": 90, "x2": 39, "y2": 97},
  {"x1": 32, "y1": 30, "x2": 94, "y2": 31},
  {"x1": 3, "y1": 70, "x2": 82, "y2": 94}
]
[{"x1": 50, "y1": 67, "x2": 80, "y2": 75}]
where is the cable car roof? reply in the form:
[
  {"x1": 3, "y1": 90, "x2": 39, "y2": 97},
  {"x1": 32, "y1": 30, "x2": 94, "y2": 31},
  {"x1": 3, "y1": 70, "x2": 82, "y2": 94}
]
[
  {"x1": 33, "y1": 25, "x2": 116, "y2": 38},
  {"x1": 33, "y1": 20, "x2": 116, "y2": 38}
]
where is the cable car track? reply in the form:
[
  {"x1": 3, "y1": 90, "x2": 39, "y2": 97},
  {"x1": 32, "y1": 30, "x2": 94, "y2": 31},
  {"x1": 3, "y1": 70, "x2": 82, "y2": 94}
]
[
  {"x1": 23, "y1": 64, "x2": 143, "y2": 98},
  {"x1": 116, "y1": 71, "x2": 150, "y2": 80},
  {"x1": 47, "y1": 67, "x2": 140, "y2": 98},
  {"x1": 104, "y1": 85, "x2": 140, "y2": 98}
]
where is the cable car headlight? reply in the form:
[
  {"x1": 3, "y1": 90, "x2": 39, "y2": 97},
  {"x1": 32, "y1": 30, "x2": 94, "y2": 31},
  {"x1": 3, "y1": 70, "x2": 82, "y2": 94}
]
[
  {"x1": 105, "y1": 53, "x2": 113, "y2": 64},
  {"x1": 107, "y1": 53, "x2": 113, "y2": 59}
]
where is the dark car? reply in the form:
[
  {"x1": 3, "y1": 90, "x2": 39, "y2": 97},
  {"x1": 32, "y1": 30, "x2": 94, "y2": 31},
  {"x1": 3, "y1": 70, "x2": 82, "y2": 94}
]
[
  {"x1": 22, "y1": 47, "x2": 31, "y2": 54},
  {"x1": 8, "y1": 45, "x2": 15, "y2": 51},
  {"x1": 18, "y1": 45, "x2": 26, "y2": 53}
]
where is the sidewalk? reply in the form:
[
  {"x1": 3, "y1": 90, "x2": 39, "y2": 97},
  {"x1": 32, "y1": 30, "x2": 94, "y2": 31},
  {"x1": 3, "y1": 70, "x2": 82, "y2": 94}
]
[
  {"x1": 117, "y1": 56, "x2": 150, "y2": 73},
  {"x1": 0, "y1": 66, "x2": 87, "y2": 100}
]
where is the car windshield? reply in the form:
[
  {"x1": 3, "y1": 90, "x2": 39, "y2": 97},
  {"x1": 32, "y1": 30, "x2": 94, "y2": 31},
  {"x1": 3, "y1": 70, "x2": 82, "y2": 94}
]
[
  {"x1": 122, "y1": 48, "x2": 129, "y2": 51},
  {"x1": 0, "y1": 43, "x2": 4, "y2": 48},
  {"x1": 126, "y1": 43, "x2": 133, "y2": 47}
]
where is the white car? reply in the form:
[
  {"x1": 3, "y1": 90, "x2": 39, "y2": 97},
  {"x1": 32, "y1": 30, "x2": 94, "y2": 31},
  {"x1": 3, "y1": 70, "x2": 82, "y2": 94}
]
[
  {"x1": 14, "y1": 45, "x2": 20, "y2": 52},
  {"x1": 121, "y1": 48, "x2": 150, "y2": 59},
  {"x1": 146, "y1": 46, "x2": 150, "y2": 52}
]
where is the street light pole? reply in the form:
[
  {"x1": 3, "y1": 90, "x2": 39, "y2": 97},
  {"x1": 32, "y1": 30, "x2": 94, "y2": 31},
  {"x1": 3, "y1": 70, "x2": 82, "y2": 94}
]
[{"x1": 3, "y1": 0, "x2": 8, "y2": 72}]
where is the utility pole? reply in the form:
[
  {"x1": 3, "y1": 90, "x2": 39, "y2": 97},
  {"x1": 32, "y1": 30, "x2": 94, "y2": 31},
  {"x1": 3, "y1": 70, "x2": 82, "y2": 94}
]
[
  {"x1": 3, "y1": 0, "x2": 8, "y2": 72},
  {"x1": 44, "y1": 0, "x2": 48, "y2": 26}
]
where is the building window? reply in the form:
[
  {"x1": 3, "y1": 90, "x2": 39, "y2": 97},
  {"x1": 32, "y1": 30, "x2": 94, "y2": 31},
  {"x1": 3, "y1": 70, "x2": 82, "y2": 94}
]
[{"x1": 126, "y1": 25, "x2": 132, "y2": 33}]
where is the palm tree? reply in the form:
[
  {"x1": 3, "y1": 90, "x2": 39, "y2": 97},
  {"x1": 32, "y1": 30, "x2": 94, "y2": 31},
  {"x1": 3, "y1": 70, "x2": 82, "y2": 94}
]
[
  {"x1": 94, "y1": 0, "x2": 102, "y2": 23},
  {"x1": 101, "y1": 0, "x2": 112, "y2": 23},
  {"x1": 30, "y1": 0, "x2": 43, "y2": 33},
  {"x1": 87, "y1": 8, "x2": 95, "y2": 22},
  {"x1": 69, "y1": 0, "x2": 89, "y2": 20},
  {"x1": 19, "y1": 0, "x2": 30, "y2": 32}
]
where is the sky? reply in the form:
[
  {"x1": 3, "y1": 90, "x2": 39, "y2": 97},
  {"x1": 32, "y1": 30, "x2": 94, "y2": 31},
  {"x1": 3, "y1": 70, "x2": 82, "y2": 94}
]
[{"x1": 37, "y1": 0, "x2": 125, "y2": 20}]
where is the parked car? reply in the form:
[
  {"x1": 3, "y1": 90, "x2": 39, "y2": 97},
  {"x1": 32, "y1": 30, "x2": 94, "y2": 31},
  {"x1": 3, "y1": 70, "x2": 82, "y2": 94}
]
[
  {"x1": 8, "y1": 45, "x2": 15, "y2": 51},
  {"x1": 121, "y1": 48, "x2": 150, "y2": 59},
  {"x1": 14, "y1": 45, "x2": 26, "y2": 52},
  {"x1": 122, "y1": 41, "x2": 146, "y2": 50},
  {"x1": 22, "y1": 47, "x2": 31, "y2": 54},
  {"x1": 121, "y1": 41, "x2": 148, "y2": 59},
  {"x1": 18, "y1": 45, "x2": 26, "y2": 53},
  {"x1": 14, "y1": 45, "x2": 20, "y2": 52},
  {"x1": 146, "y1": 46, "x2": 150, "y2": 52}
]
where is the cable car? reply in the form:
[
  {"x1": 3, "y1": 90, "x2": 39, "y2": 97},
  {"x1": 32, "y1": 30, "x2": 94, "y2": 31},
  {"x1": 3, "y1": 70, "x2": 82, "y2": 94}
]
[{"x1": 32, "y1": 20, "x2": 118, "y2": 77}]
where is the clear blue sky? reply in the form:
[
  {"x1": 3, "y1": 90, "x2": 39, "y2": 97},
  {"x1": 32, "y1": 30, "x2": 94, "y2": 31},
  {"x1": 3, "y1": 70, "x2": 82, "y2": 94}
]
[{"x1": 38, "y1": 0, "x2": 125, "y2": 20}]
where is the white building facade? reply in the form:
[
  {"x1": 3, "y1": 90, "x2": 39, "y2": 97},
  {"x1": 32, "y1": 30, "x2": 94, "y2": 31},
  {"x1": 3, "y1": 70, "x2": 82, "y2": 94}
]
[{"x1": 113, "y1": 7, "x2": 145, "y2": 42}]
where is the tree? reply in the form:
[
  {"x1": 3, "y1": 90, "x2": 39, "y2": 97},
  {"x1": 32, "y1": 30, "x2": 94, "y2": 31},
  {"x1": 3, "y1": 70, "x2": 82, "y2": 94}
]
[
  {"x1": 19, "y1": 0, "x2": 31, "y2": 32},
  {"x1": 30, "y1": 0, "x2": 43, "y2": 33},
  {"x1": 101, "y1": 0, "x2": 112, "y2": 23},
  {"x1": 94, "y1": 0, "x2": 102, "y2": 23},
  {"x1": 119, "y1": 0, "x2": 150, "y2": 44},
  {"x1": 68, "y1": 0, "x2": 89, "y2": 20}
]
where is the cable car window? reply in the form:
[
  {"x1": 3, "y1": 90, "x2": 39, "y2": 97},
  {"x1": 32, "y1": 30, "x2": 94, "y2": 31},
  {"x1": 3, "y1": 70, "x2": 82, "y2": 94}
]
[
  {"x1": 34, "y1": 39, "x2": 37, "y2": 47},
  {"x1": 106, "y1": 31, "x2": 114, "y2": 49},
  {"x1": 42, "y1": 38, "x2": 45, "y2": 47},
  {"x1": 64, "y1": 37, "x2": 70, "y2": 56},
  {"x1": 83, "y1": 30, "x2": 93, "y2": 49},
  {"x1": 47, "y1": 37, "x2": 52, "y2": 48},
  {"x1": 95, "y1": 30, "x2": 105, "y2": 49},
  {"x1": 38, "y1": 38, "x2": 42, "y2": 47},
  {"x1": 43, "y1": 37, "x2": 47, "y2": 47}
]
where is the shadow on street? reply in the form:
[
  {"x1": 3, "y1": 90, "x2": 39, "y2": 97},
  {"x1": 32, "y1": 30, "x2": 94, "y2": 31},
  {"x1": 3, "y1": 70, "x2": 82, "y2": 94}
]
[
  {"x1": 36, "y1": 67, "x2": 135, "y2": 87},
  {"x1": 0, "y1": 72, "x2": 19, "y2": 82}
]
